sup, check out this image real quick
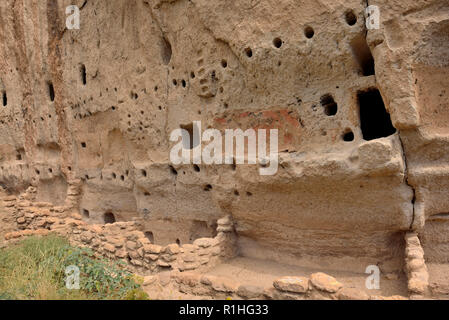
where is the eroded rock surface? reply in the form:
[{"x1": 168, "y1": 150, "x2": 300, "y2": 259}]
[{"x1": 0, "y1": 0, "x2": 448, "y2": 299}]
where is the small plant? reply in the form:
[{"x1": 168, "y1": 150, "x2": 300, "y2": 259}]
[{"x1": 0, "y1": 235, "x2": 148, "y2": 300}]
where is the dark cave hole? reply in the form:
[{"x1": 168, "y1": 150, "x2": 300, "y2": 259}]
[
  {"x1": 342, "y1": 130, "x2": 355, "y2": 142},
  {"x1": 245, "y1": 47, "x2": 253, "y2": 58},
  {"x1": 103, "y1": 212, "x2": 116, "y2": 224},
  {"x1": 358, "y1": 88, "x2": 396, "y2": 141},
  {"x1": 2, "y1": 91, "x2": 6, "y2": 106},
  {"x1": 48, "y1": 82, "x2": 55, "y2": 102},
  {"x1": 273, "y1": 37, "x2": 283, "y2": 48},
  {"x1": 304, "y1": 26, "x2": 314, "y2": 39},
  {"x1": 320, "y1": 94, "x2": 338, "y2": 116},
  {"x1": 81, "y1": 64, "x2": 87, "y2": 85},
  {"x1": 345, "y1": 10, "x2": 357, "y2": 26}
]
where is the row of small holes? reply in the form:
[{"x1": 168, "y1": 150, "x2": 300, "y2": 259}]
[
  {"x1": 234, "y1": 190, "x2": 253, "y2": 196},
  {"x1": 245, "y1": 10, "x2": 357, "y2": 57},
  {"x1": 139, "y1": 166, "x2": 178, "y2": 178},
  {"x1": 35, "y1": 167, "x2": 54, "y2": 175},
  {"x1": 173, "y1": 79, "x2": 187, "y2": 88},
  {"x1": 245, "y1": 26, "x2": 314, "y2": 57}
]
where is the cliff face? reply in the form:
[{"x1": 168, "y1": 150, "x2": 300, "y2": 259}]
[{"x1": 0, "y1": 0, "x2": 448, "y2": 270}]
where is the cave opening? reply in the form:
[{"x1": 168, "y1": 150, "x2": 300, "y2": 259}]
[
  {"x1": 103, "y1": 212, "x2": 116, "y2": 224},
  {"x1": 358, "y1": 89, "x2": 396, "y2": 141},
  {"x1": 320, "y1": 94, "x2": 338, "y2": 116},
  {"x1": 145, "y1": 231, "x2": 154, "y2": 244},
  {"x1": 350, "y1": 35, "x2": 375, "y2": 76}
]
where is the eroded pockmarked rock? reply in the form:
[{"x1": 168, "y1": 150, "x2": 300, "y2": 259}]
[{"x1": 0, "y1": 0, "x2": 447, "y2": 300}]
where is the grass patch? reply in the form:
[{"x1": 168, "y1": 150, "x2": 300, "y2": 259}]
[{"x1": 0, "y1": 235, "x2": 148, "y2": 300}]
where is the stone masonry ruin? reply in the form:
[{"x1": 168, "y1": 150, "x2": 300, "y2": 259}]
[{"x1": 0, "y1": 0, "x2": 448, "y2": 300}]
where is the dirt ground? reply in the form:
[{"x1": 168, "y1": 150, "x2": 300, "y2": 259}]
[{"x1": 144, "y1": 255, "x2": 409, "y2": 299}]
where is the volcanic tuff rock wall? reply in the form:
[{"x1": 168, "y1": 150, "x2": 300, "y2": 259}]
[{"x1": 0, "y1": 0, "x2": 448, "y2": 265}]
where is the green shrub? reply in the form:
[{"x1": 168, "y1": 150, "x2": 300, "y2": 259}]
[{"x1": 0, "y1": 235, "x2": 148, "y2": 300}]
